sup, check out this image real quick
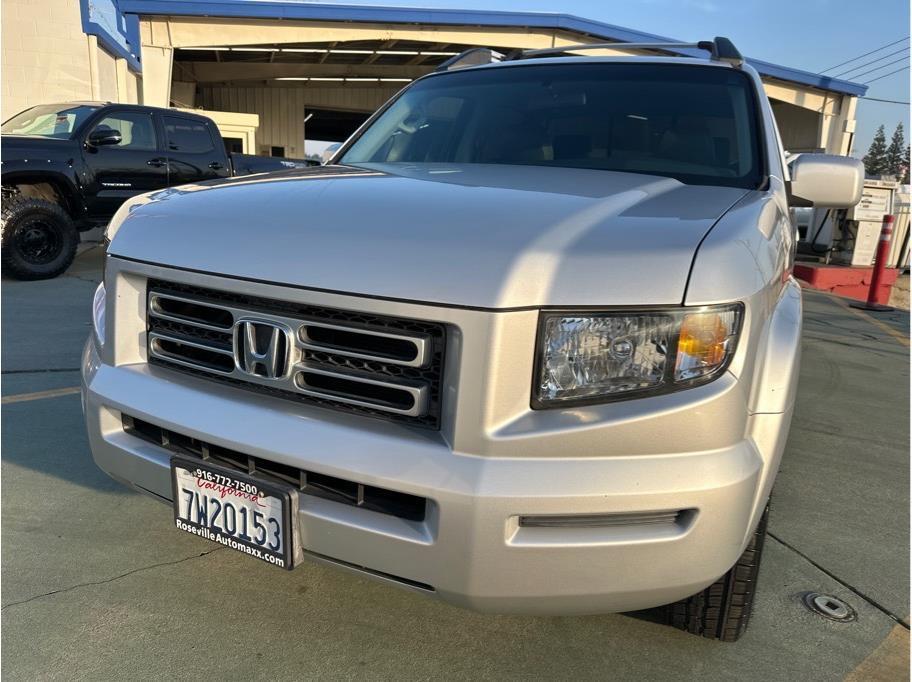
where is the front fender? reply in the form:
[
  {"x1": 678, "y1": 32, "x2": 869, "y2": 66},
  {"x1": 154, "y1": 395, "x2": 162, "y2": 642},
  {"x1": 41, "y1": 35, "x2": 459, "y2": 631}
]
[
  {"x1": 748, "y1": 278, "x2": 802, "y2": 415},
  {"x1": 739, "y1": 278, "x2": 802, "y2": 540},
  {"x1": 1, "y1": 166, "x2": 86, "y2": 216}
]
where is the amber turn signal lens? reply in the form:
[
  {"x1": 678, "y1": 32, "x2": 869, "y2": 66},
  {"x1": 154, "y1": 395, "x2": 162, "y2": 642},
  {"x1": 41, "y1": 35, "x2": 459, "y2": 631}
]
[{"x1": 674, "y1": 310, "x2": 740, "y2": 381}]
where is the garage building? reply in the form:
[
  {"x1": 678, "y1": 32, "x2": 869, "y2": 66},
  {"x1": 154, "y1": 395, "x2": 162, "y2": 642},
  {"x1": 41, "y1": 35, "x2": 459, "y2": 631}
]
[{"x1": 2, "y1": 0, "x2": 867, "y2": 159}]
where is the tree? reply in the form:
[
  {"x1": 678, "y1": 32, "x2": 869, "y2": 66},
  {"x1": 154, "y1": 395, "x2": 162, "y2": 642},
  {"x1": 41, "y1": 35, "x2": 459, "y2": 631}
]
[
  {"x1": 903, "y1": 145, "x2": 910, "y2": 184},
  {"x1": 886, "y1": 123, "x2": 906, "y2": 177},
  {"x1": 863, "y1": 125, "x2": 888, "y2": 176}
]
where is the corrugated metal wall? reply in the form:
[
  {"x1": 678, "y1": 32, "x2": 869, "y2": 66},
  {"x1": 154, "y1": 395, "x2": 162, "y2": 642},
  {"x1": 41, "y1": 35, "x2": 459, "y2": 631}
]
[{"x1": 198, "y1": 85, "x2": 401, "y2": 157}]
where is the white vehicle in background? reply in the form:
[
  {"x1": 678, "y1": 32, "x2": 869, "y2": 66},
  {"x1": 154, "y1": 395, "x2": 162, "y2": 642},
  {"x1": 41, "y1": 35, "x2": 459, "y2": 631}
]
[{"x1": 82, "y1": 38, "x2": 863, "y2": 641}]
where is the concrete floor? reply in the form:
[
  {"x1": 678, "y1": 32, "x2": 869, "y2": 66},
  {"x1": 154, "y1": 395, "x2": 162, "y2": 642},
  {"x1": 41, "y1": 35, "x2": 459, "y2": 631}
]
[{"x1": 2, "y1": 248, "x2": 909, "y2": 680}]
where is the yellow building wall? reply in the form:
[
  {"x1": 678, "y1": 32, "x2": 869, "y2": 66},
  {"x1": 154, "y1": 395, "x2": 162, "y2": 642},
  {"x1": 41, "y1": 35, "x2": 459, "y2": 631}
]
[
  {"x1": 96, "y1": 43, "x2": 119, "y2": 103},
  {"x1": 771, "y1": 101, "x2": 822, "y2": 153},
  {"x1": 1, "y1": 0, "x2": 140, "y2": 120}
]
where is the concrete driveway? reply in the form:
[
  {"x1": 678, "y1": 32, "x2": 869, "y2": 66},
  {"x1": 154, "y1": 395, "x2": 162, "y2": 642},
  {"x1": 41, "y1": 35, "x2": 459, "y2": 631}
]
[{"x1": 2, "y1": 248, "x2": 908, "y2": 680}]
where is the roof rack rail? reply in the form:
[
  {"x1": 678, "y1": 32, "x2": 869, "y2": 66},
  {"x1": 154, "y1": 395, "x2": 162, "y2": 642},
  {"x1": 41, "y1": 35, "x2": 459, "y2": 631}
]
[
  {"x1": 516, "y1": 36, "x2": 743, "y2": 66},
  {"x1": 433, "y1": 37, "x2": 743, "y2": 73},
  {"x1": 514, "y1": 36, "x2": 744, "y2": 66}
]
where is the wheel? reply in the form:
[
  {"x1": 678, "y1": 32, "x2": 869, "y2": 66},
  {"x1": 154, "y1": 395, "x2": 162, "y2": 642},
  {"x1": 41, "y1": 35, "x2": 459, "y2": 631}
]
[
  {"x1": 665, "y1": 503, "x2": 769, "y2": 642},
  {"x1": 1, "y1": 195, "x2": 78, "y2": 280}
]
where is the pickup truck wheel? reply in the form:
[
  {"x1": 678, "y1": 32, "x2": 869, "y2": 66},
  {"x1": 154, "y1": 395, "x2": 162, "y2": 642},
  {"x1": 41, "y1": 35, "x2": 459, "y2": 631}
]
[
  {"x1": 665, "y1": 503, "x2": 769, "y2": 642},
  {"x1": 1, "y1": 196, "x2": 78, "y2": 280}
]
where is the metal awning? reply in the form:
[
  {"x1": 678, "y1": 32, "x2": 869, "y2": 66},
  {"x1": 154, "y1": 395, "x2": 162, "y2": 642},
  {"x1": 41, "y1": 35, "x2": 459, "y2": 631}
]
[{"x1": 121, "y1": 0, "x2": 868, "y2": 96}]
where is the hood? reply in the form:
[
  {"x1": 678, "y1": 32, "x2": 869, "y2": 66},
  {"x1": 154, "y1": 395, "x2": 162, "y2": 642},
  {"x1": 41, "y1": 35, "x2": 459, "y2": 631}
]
[
  {"x1": 108, "y1": 164, "x2": 750, "y2": 309},
  {"x1": 1, "y1": 134, "x2": 73, "y2": 158},
  {"x1": 0, "y1": 133, "x2": 72, "y2": 144}
]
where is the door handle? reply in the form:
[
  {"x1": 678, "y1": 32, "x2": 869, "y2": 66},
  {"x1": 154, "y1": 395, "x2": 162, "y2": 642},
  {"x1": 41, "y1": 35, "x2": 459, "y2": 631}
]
[
  {"x1": 208, "y1": 162, "x2": 224, "y2": 170},
  {"x1": 147, "y1": 158, "x2": 166, "y2": 168}
]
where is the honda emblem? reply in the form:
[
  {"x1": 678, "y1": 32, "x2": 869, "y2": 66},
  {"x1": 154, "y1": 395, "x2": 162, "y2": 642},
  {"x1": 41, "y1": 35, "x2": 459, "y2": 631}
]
[{"x1": 235, "y1": 320, "x2": 290, "y2": 379}]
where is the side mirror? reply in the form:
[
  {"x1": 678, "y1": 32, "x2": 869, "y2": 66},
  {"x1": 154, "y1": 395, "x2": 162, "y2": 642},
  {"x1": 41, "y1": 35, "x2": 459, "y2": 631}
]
[
  {"x1": 788, "y1": 154, "x2": 864, "y2": 208},
  {"x1": 87, "y1": 128, "x2": 122, "y2": 147}
]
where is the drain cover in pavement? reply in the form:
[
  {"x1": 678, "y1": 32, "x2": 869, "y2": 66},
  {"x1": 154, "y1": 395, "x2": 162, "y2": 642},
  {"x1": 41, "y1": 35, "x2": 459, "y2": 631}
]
[{"x1": 801, "y1": 592, "x2": 857, "y2": 622}]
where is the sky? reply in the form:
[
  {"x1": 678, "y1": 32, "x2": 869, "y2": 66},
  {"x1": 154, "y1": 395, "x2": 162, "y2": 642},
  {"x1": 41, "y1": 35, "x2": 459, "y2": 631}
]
[{"x1": 324, "y1": 0, "x2": 910, "y2": 157}]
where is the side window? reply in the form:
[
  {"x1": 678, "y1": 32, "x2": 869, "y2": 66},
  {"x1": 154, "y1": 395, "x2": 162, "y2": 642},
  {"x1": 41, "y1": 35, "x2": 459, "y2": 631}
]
[
  {"x1": 91, "y1": 113, "x2": 157, "y2": 151},
  {"x1": 164, "y1": 116, "x2": 215, "y2": 154}
]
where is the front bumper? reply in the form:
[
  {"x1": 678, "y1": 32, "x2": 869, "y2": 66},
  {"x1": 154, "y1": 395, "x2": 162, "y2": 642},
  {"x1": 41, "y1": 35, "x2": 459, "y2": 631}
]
[
  {"x1": 82, "y1": 257, "x2": 800, "y2": 614},
  {"x1": 82, "y1": 339, "x2": 792, "y2": 615}
]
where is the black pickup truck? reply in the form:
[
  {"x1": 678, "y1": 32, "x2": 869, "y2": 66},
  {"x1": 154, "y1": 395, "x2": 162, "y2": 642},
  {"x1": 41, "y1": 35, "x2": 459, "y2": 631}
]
[{"x1": 1, "y1": 102, "x2": 317, "y2": 279}]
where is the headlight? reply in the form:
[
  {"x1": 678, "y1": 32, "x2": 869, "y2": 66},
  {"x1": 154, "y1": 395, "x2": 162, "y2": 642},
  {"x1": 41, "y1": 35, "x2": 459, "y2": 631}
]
[
  {"x1": 92, "y1": 281, "x2": 106, "y2": 349},
  {"x1": 534, "y1": 304, "x2": 742, "y2": 407}
]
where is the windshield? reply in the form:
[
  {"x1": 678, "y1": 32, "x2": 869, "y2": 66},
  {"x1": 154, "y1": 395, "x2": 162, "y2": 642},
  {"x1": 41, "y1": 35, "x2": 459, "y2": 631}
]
[
  {"x1": 342, "y1": 63, "x2": 763, "y2": 188},
  {"x1": 1, "y1": 104, "x2": 100, "y2": 138}
]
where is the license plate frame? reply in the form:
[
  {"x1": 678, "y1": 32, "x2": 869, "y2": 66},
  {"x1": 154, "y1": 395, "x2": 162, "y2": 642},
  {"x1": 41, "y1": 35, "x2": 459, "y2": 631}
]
[{"x1": 170, "y1": 455, "x2": 300, "y2": 570}]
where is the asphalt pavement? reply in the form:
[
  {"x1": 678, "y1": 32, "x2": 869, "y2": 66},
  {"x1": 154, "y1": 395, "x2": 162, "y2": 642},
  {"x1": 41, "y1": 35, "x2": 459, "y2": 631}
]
[{"x1": 2, "y1": 247, "x2": 909, "y2": 680}]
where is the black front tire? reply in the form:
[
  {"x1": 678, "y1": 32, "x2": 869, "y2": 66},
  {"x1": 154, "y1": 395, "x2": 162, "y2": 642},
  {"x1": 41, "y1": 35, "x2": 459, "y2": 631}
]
[
  {"x1": 1, "y1": 195, "x2": 78, "y2": 280},
  {"x1": 665, "y1": 504, "x2": 769, "y2": 642}
]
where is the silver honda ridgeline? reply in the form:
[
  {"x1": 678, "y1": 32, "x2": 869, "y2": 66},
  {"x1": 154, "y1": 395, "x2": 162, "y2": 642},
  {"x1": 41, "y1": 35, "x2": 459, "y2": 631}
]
[{"x1": 82, "y1": 41, "x2": 863, "y2": 641}]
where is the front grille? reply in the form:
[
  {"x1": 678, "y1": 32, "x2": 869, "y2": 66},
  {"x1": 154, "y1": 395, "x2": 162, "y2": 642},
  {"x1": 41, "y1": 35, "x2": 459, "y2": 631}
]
[
  {"x1": 145, "y1": 279, "x2": 446, "y2": 429},
  {"x1": 123, "y1": 415, "x2": 428, "y2": 522}
]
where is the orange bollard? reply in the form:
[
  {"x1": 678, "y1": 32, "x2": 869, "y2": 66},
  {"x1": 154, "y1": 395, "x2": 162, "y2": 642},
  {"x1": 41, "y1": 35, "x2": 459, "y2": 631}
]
[{"x1": 851, "y1": 214, "x2": 895, "y2": 312}]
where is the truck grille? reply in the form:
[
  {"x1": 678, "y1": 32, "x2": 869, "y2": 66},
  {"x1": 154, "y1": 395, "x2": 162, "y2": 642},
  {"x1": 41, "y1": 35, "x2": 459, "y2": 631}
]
[{"x1": 145, "y1": 279, "x2": 446, "y2": 429}]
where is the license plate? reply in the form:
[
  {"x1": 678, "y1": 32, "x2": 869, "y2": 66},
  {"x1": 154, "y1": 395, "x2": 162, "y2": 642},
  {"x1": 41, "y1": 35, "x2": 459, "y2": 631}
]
[{"x1": 171, "y1": 456, "x2": 299, "y2": 570}]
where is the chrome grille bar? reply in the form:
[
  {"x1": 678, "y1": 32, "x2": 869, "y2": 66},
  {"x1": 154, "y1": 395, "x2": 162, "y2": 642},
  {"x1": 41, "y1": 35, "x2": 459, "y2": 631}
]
[
  {"x1": 149, "y1": 332, "x2": 236, "y2": 374},
  {"x1": 148, "y1": 292, "x2": 235, "y2": 332},
  {"x1": 298, "y1": 320, "x2": 430, "y2": 368},
  {"x1": 295, "y1": 365, "x2": 428, "y2": 417}
]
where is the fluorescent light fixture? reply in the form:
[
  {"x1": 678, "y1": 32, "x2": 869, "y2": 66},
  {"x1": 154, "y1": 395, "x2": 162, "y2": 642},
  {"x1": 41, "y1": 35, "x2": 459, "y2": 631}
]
[
  {"x1": 179, "y1": 47, "x2": 230, "y2": 51},
  {"x1": 419, "y1": 51, "x2": 460, "y2": 56},
  {"x1": 275, "y1": 77, "x2": 412, "y2": 83},
  {"x1": 331, "y1": 49, "x2": 374, "y2": 54},
  {"x1": 233, "y1": 47, "x2": 278, "y2": 52},
  {"x1": 274, "y1": 76, "x2": 412, "y2": 83},
  {"x1": 281, "y1": 48, "x2": 328, "y2": 53},
  {"x1": 375, "y1": 50, "x2": 420, "y2": 55}
]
